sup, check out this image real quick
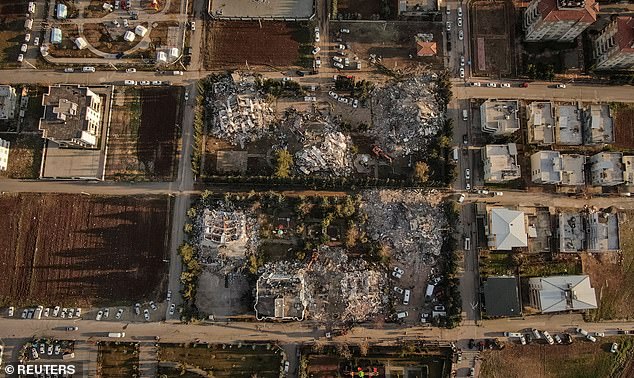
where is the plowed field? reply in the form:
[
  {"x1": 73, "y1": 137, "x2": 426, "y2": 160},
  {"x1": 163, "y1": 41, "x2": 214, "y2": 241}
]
[{"x1": 0, "y1": 194, "x2": 171, "y2": 306}]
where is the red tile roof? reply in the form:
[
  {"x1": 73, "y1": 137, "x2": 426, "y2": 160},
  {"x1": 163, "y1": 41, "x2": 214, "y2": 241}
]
[
  {"x1": 416, "y1": 41, "x2": 437, "y2": 56},
  {"x1": 616, "y1": 16, "x2": 634, "y2": 52},
  {"x1": 538, "y1": 0, "x2": 598, "y2": 24}
]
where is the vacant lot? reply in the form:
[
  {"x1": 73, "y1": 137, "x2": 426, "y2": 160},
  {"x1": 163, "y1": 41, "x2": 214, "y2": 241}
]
[
  {"x1": 205, "y1": 21, "x2": 308, "y2": 69},
  {"x1": 0, "y1": 16, "x2": 25, "y2": 67},
  {"x1": 49, "y1": 24, "x2": 99, "y2": 59},
  {"x1": 470, "y1": 0, "x2": 514, "y2": 76},
  {"x1": 613, "y1": 104, "x2": 634, "y2": 149},
  {"x1": 0, "y1": 193, "x2": 171, "y2": 306},
  {"x1": 480, "y1": 337, "x2": 633, "y2": 378},
  {"x1": 332, "y1": 21, "x2": 445, "y2": 71},
  {"x1": 97, "y1": 341, "x2": 140, "y2": 377},
  {"x1": 585, "y1": 210, "x2": 634, "y2": 321},
  {"x1": 158, "y1": 343, "x2": 282, "y2": 378},
  {"x1": 337, "y1": 0, "x2": 381, "y2": 18},
  {"x1": 0, "y1": 133, "x2": 43, "y2": 179},
  {"x1": 106, "y1": 87, "x2": 180, "y2": 181}
]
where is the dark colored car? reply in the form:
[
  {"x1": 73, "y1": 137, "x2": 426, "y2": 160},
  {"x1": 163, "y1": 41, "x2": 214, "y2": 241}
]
[
  {"x1": 296, "y1": 70, "x2": 305, "y2": 77},
  {"x1": 468, "y1": 339, "x2": 475, "y2": 349}
]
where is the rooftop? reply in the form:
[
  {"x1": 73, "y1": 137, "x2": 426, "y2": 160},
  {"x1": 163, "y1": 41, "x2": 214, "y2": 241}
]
[
  {"x1": 615, "y1": 16, "x2": 634, "y2": 53},
  {"x1": 483, "y1": 276, "x2": 521, "y2": 317},
  {"x1": 561, "y1": 154, "x2": 586, "y2": 186},
  {"x1": 488, "y1": 207, "x2": 528, "y2": 250},
  {"x1": 589, "y1": 152, "x2": 624, "y2": 186},
  {"x1": 529, "y1": 275, "x2": 597, "y2": 313},
  {"x1": 531, "y1": 150, "x2": 561, "y2": 184},
  {"x1": 585, "y1": 104, "x2": 613, "y2": 145},
  {"x1": 527, "y1": 102, "x2": 555, "y2": 144},
  {"x1": 587, "y1": 210, "x2": 620, "y2": 252},
  {"x1": 483, "y1": 143, "x2": 521, "y2": 182},
  {"x1": 558, "y1": 212, "x2": 585, "y2": 252},
  {"x1": 480, "y1": 100, "x2": 520, "y2": 135},
  {"x1": 538, "y1": 0, "x2": 598, "y2": 24},
  {"x1": 255, "y1": 272, "x2": 306, "y2": 321},
  {"x1": 556, "y1": 104, "x2": 583, "y2": 145},
  {"x1": 623, "y1": 155, "x2": 634, "y2": 184}
]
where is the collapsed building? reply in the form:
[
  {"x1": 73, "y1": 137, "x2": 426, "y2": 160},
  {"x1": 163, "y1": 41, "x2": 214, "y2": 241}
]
[
  {"x1": 370, "y1": 76, "x2": 444, "y2": 157},
  {"x1": 295, "y1": 132, "x2": 353, "y2": 176},
  {"x1": 255, "y1": 262, "x2": 307, "y2": 321}
]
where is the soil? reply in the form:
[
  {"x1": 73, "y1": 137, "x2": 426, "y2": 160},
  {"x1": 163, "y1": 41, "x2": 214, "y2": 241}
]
[
  {"x1": 106, "y1": 87, "x2": 180, "y2": 181},
  {"x1": 97, "y1": 342, "x2": 139, "y2": 377},
  {"x1": 614, "y1": 106, "x2": 634, "y2": 149},
  {"x1": 82, "y1": 23, "x2": 139, "y2": 54},
  {"x1": 470, "y1": 0, "x2": 514, "y2": 77},
  {"x1": 204, "y1": 21, "x2": 305, "y2": 69},
  {"x1": 0, "y1": 133, "x2": 43, "y2": 179},
  {"x1": 49, "y1": 24, "x2": 99, "y2": 59},
  {"x1": 337, "y1": 0, "x2": 382, "y2": 18},
  {"x1": 0, "y1": 193, "x2": 171, "y2": 307}
]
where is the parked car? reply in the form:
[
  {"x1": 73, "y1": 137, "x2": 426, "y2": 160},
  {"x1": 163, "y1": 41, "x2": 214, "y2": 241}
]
[
  {"x1": 82, "y1": 66, "x2": 96, "y2": 73},
  {"x1": 43, "y1": 308, "x2": 49, "y2": 317},
  {"x1": 8, "y1": 307, "x2": 14, "y2": 317},
  {"x1": 394, "y1": 287, "x2": 404, "y2": 294},
  {"x1": 352, "y1": 99, "x2": 359, "y2": 108},
  {"x1": 434, "y1": 305, "x2": 445, "y2": 311},
  {"x1": 64, "y1": 68, "x2": 74, "y2": 73},
  {"x1": 465, "y1": 182, "x2": 471, "y2": 191},
  {"x1": 554, "y1": 334, "x2": 563, "y2": 344},
  {"x1": 465, "y1": 168, "x2": 470, "y2": 180},
  {"x1": 311, "y1": 47, "x2": 320, "y2": 55},
  {"x1": 150, "y1": 301, "x2": 157, "y2": 311},
  {"x1": 519, "y1": 335, "x2": 526, "y2": 345},
  {"x1": 115, "y1": 308, "x2": 124, "y2": 319},
  {"x1": 594, "y1": 332, "x2": 605, "y2": 337},
  {"x1": 501, "y1": 83, "x2": 511, "y2": 88},
  {"x1": 586, "y1": 334, "x2": 597, "y2": 342},
  {"x1": 20, "y1": 44, "x2": 27, "y2": 52},
  {"x1": 457, "y1": 17, "x2": 462, "y2": 27},
  {"x1": 556, "y1": 83, "x2": 566, "y2": 88},
  {"x1": 65, "y1": 326, "x2": 78, "y2": 331},
  {"x1": 123, "y1": 19, "x2": 129, "y2": 27},
  {"x1": 458, "y1": 6, "x2": 463, "y2": 16},
  {"x1": 459, "y1": 30, "x2": 464, "y2": 40},
  {"x1": 167, "y1": 290, "x2": 172, "y2": 301},
  {"x1": 96, "y1": 310, "x2": 103, "y2": 321},
  {"x1": 392, "y1": 267, "x2": 404, "y2": 279},
  {"x1": 531, "y1": 328, "x2": 541, "y2": 339},
  {"x1": 469, "y1": 82, "x2": 481, "y2": 87},
  {"x1": 134, "y1": 303, "x2": 141, "y2": 315},
  {"x1": 543, "y1": 331, "x2": 554, "y2": 345},
  {"x1": 143, "y1": 309, "x2": 150, "y2": 321},
  {"x1": 314, "y1": 31, "x2": 320, "y2": 42},
  {"x1": 340, "y1": 28, "x2": 350, "y2": 33},
  {"x1": 24, "y1": 33, "x2": 30, "y2": 42},
  {"x1": 487, "y1": 82, "x2": 497, "y2": 88},
  {"x1": 611, "y1": 343, "x2": 618, "y2": 353},
  {"x1": 126, "y1": 68, "x2": 136, "y2": 73},
  {"x1": 446, "y1": 22, "x2": 451, "y2": 31},
  {"x1": 169, "y1": 303, "x2": 176, "y2": 315},
  {"x1": 576, "y1": 328, "x2": 589, "y2": 336},
  {"x1": 459, "y1": 67, "x2": 464, "y2": 78},
  {"x1": 53, "y1": 306, "x2": 60, "y2": 316},
  {"x1": 460, "y1": 56, "x2": 464, "y2": 66},
  {"x1": 468, "y1": 339, "x2": 475, "y2": 349},
  {"x1": 328, "y1": 91, "x2": 338, "y2": 99},
  {"x1": 103, "y1": 308, "x2": 109, "y2": 318},
  {"x1": 333, "y1": 62, "x2": 344, "y2": 69},
  {"x1": 190, "y1": 22, "x2": 196, "y2": 31}
]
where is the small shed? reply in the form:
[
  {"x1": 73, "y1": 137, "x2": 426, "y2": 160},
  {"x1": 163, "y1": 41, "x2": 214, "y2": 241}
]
[
  {"x1": 74, "y1": 37, "x2": 88, "y2": 50},
  {"x1": 123, "y1": 30, "x2": 135, "y2": 42},
  {"x1": 135, "y1": 25, "x2": 148, "y2": 37},
  {"x1": 156, "y1": 51, "x2": 167, "y2": 63},
  {"x1": 50, "y1": 28, "x2": 62, "y2": 44},
  {"x1": 24, "y1": 19, "x2": 33, "y2": 30},
  {"x1": 56, "y1": 3, "x2": 68, "y2": 19}
]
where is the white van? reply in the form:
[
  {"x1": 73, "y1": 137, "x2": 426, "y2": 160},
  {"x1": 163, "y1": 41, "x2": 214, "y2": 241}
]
[
  {"x1": 108, "y1": 332, "x2": 125, "y2": 338},
  {"x1": 462, "y1": 109, "x2": 468, "y2": 121},
  {"x1": 464, "y1": 237, "x2": 471, "y2": 251},
  {"x1": 403, "y1": 289, "x2": 411, "y2": 305},
  {"x1": 396, "y1": 311, "x2": 408, "y2": 319},
  {"x1": 82, "y1": 66, "x2": 96, "y2": 73},
  {"x1": 124, "y1": 80, "x2": 136, "y2": 86},
  {"x1": 425, "y1": 284, "x2": 435, "y2": 300},
  {"x1": 452, "y1": 147, "x2": 459, "y2": 161}
]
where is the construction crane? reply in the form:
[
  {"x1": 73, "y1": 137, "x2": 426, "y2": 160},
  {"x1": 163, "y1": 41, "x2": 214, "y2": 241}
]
[{"x1": 371, "y1": 144, "x2": 393, "y2": 164}]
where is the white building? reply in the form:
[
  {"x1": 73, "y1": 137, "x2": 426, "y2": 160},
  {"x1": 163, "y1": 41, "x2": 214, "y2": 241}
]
[
  {"x1": 483, "y1": 143, "x2": 521, "y2": 183},
  {"x1": 39, "y1": 85, "x2": 104, "y2": 148},
  {"x1": 0, "y1": 85, "x2": 17, "y2": 120},
  {"x1": 486, "y1": 207, "x2": 528, "y2": 251},
  {"x1": 584, "y1": 104, "x2": 613, "y2": 145},
  {"x1": 589, "y1": 152, "x2": 624, "y2": 186},
  {"x1": 524, "y1": 0, "x2": 598, "y2": 42},
  {"x1": 50, "y1": 27, "x2": 62, "y2": 44},
  {"x1": 527, "y1": 102, "x2": 555, "y2": 145},
  {"x1": 528, "y1": 275, "x2": 597, "y2": 313},
  {"x1": 480, "y1": 100, "x2": 520, "y2": 135},
  {"x1": 0, "y1": 138, "x2": 9, "y2": 171},
  {"x1": 530, "y1": 151, "x2": 586, "y2": 185},
  {"x1": 123, "y1": 31, "x2": 135, "y2": 42},
  {"x1": 594, "y1": 16, "x2": 634, "y2": 71},
  {"x1": 135, "y1": 25, "x2": 148, "y2": 37}
]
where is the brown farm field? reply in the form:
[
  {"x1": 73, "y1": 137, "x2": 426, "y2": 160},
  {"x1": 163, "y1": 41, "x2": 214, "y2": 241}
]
[
  {"x1": 204, "y1": 21, "x2": 310, "y2": 69},
  {"x1": 480, "y1": 337, "x2": 633, "y2": 378},
  {"x1": 106, "y1": 86, "x2": 181, "y2": 181},
  {"x1": 0, "y1": 193, "x2": 171, "y2": 307}
]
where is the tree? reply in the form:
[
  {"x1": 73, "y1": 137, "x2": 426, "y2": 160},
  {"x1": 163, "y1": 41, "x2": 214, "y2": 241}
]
[
  {"x1": 274, "y1": 149, "x2": 293, "y2": 178},
  {"x1": 414, "y1": 161, "x2": 430, "y2": 184}
]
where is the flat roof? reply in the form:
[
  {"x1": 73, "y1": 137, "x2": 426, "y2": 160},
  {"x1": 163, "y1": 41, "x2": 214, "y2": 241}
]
[
  {"x1": 481, "y1": 100, "x2": 520, "y2": 135},
  {"x1": 556, "y1": 104, "x2": 583, "y2": 145},
  {"x1": 623, "y1": 156, "x2": 634, "y2": 184},
  {"x1": 528, "y1": 102, "x2": 555, "y2": 144},
  {"x1": 483, "y1": 276, "x2": 521, "y2": 317},
  {"x1": 587, "y1": 211, "x2": 619, "y2": 252},
  {"x1": 209, "y1": 0, "x2": 314, "y2": 19},
  {"x1": 561, "y1": 154, "x2": 586, "y2": 186},
  {"x1": 531, "y1": 150, "x2": 561, "y2": 183},
  {"x1": 484, "y1": 144, "x2": 521, "y2": 182},
  {"x1": 585, "y1": 104, "x2": 613, "y2": 145},
  {"x1": 559, "y1": 212, "x2": 584, "y2": 252}
]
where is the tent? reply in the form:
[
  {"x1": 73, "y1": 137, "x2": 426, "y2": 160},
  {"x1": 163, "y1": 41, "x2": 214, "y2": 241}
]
[
  {"x1": 50, "y1": 28, "x2": 62, "y2": 44},
  {"x1": 123, "y1": 31, "x2": 135, "y2": 42},
  {"x1": 135, "y1": 25, "x2": 148, "y2": 37},
  {"x1": 169, "y1": 47, "x2": 179, "y2": 58},
  {"x1": 74, "y1": 37, "x2": 88, "y2": 50},
  {"x1": 56, "y1": 3, "x2": 68, "y2": 19},
  {"x1": 156, "y1": 51, "x2": 167, "y2": 63}
]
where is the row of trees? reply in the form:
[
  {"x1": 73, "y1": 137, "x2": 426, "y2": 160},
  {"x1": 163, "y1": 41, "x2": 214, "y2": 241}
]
[{"x1": 435, "y1": 201, "x2": 462, "y2": 328}]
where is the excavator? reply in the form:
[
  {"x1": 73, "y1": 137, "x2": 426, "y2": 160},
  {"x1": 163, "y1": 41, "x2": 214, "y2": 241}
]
[{"x1": 371, "y1": 144, "x2": 393, "y2": 164}]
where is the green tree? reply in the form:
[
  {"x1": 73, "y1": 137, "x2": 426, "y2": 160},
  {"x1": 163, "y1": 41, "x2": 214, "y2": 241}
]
[{"x1": 274, "y1": 149, "x2": 293, "y2": 178}]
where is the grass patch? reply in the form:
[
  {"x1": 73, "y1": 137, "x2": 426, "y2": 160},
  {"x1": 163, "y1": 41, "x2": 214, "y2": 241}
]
[
  {"x1": 97, "y1": 341, "x2": 140, "y2": 377},
  {"x1": 0, "y1": 133, "x2": 43, "y2": 179},
  {"x1": 519, "y1": 260, "x2": 581, "y2": 277}
]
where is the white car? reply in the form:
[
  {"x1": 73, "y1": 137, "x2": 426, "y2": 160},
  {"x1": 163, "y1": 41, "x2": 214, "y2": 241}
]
[
  {"x1": 314, "y1": 31, "x2": 320, "y2": 42},
  {"x1": 184, "y1": 91, "x2": 189, "y2": 101},
  {"x1": 469, "y1": 82, "x2": 481, "y2": 87},
  {"x1": 96, "y1": 310, "x2": 103, "y2": 321},
  {"x1": 24, "y1": 33, "x2": 30, "y2": 42},
  {"x1": 190, "y1": 22, "x2": 196, "y2": 31},
  {"x1": 340, "y1": 28, "x2": 350, "y2": 33},
  {"x1": 315, "y1": 57, "x2": 321, "y2": 68},
  {"x1": 151, "y1": 80, "x2": 162, "y2": 85},
  {"x1": 103, "y1": 308, "x2": 109, "y2": 318},
  {"x1": 150, "y1": 301, "x2": 157, "y2": 311},
  {"x1": 123, "y1": 19, "x2": 129, "y2": 27},
  {"x1": 336, "y1": 44, "x2": 345, "y2": 50},
  {"x1": 465, "y1": 168, "x2": 470, "y2": 179},
  {"x1": 144, "y1": 309, "x2": 150, "y2": 321},
  {"x1": 126, "y1": 68, "x2": 136, "y2": 73},
  {"x1": 33, "y1": 37, "x2": 39, "y2": 46},
  {"x1": 457, "y1": 17, "x2": 462, "y2": 27},
  {"x1": 466, "y1": 182, "x2": 471, "y2": 191},
  {"x1": 556, "y1": 83, "x2": 566, "y2": 88},
  {"x1": 115, "y1": 308, "x2": 124, "y2": 319},
  {"x1": 314, "y1": 26, "x2": 320, "y2": 33},
  {"x1": 328, "y1": 91, "x2": 338, "y2": 99},
  {"x1": 169, "y1": 303, "x2": 176, "y2": 315},
  {"x1": 43, "y1": 308, "x2": 49, "y2": 317},
  {"x1": 124, "y1": 80, "x2": 136, "y2": 85},
  {"x1": 21, "y1": 309, "x2": 27, "y2": 318},
  {"x1": 458, "y1": 7, "x2": 463, "y2": 17},
  {"x1": 487, "y1": 82, "x2": 497, "y2": 88},
  {"x1": 113, "y1": 20, "x2": 120, "y2": 27},
  {"x1": 8, "y1": 307, "x2": 14, "y2": 317},
  {"x1": 446, "y1": 22, "x2": 451, "y2": 31},
  {"x1": 352, "y1": 99, "x2": 358, "y2": 108},
  {"x1": 311, "y1": 47, "x2": 320, "y2": 55},
  {"x1": 333, "y1": 62, "x2": 344, "y2": 69},
  {"x1": 459, "y1": 30, "x2": 463, "y2": 40},
  {"x1": 460, "y1": 56, "x2": 464, "y2": 66},
  {"x1": 139, "y1": 80, "x2": 150, "y2": 85},
  {"x1": 167, "y1": 290, "x2": 172, "y2": 301},
  {"x1": 611, "y1": 343, "x2": 618, "y2": 353},
  {"x1": 392, "y1": 266, "x2": 404, "y2": 279},
  {"x1": 459, "y1": 68, "x2": 464, "y2": 78},
  {"x1": 53, "y1": 306, "x2": 60, "y2": 317},
  {"x1": 134, "y1": 303, "x2": 141, "y2": 315},
  {"x1": 20, "y1": 44, "x2": 27, "y2": 53},
  {"x1": 394, "y1": 287, "x2": 404, "y2": 294},
  {"x1": 333, "y1": 56, "x2": 343, "y2": 63},
  {"x1": 501, "y1": 83, "x2": 511, "y2": 88},
  {"x1": 338, "y1": 97, "x2": 348, "y2": 104}
]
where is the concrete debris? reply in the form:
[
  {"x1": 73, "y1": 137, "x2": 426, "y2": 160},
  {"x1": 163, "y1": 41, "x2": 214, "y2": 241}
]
[
  {"x1": 207, "y1": 73, "x2": 275, "y2": 148},
  {"x1": 295, "y1": 132, "x2": 353, "y2": 176},
  {"x1": 361, "y1": 189, "x2": 446, "y2": 265},
  {"x1": 370, "y1": 76, "x2": 444, "y2": 157}
]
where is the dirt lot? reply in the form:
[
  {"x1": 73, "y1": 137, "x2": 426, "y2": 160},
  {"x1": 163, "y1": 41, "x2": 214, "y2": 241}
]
[
  {"x1": 470, "y1": 0, "x2": 515, "y2": 77},
  {"x1": 204, "y1": 21, "x2": 309, "y2": 69},
  {"x1": 158, "y1": 343, "x2": 282, "y2": 378},
  {"x1": 613, "y1": 105, "x2": 634, "y2": 149},
  {"x1": 0, "y1": 15, "x2": 27, "y2": 67},
  {"x1": 331, "y1": 21, "x2": 445, "y2": 72},
  {"x1": 97, "y1": 341, "x2": 140, "y2": 377},
  {"x1": 105, "y1": 86, "x2": 181, "y2": 181},
  {"x1": 0, "y1": 133, "x2": 43, "y2": 179},
  {"x1": 337, "y1": 0, "x2": 381, "y2": 18},
  {"x1": 584, "y1": 211, "x2": 634, "y2": 321},
  {"x1": 85, "y1": 0, "x2": 109, "y2": 18},
  {"x1": 83, "y1": 23, "x2": 139, "y2": 54},
  {"x1": 0, "y1": 193, "x2": 171, "y2": 307},
  {"x1": 480, "y1": 337, "x2": 633, "y2": 378},
  {"x1": 49, "y1": 24, "x2": 99, "y2": 59}
]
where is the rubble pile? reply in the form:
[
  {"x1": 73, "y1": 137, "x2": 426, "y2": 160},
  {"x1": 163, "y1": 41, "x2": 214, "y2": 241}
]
[
  {"x1": 294, "y1": 132, "x2": 353, "y2": 176},
  {"x1": 361, "y1": 189, "x2": 446, "y2": 265},
  {"x1": 302, "y1": 246, "x2": 385, "y2": 322},
  {"x1": 371, "y1": 76, "x2": 443, "y2": 157},
  {"x1": 207, "y1": 74, "x2": 275, "y2": 148}
]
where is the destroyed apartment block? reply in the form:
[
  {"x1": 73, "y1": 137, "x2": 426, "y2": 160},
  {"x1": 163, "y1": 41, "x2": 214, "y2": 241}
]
[
  {"x1": 255, "y1": 269, "x2": 307, "y2": 321},
  {"x1": 295, "y1": 132, "x2": 353, "y2": 176},
  {"x1": 201, "y1": 208, "x2": 247, "y2": 247}
]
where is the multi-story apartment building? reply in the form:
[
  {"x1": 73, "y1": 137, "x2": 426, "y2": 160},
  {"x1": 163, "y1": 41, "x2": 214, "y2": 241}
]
[
  {"x1": 524, "y1": 0, "x2": 598, "y2": 42},
  {"x1": 594, "y1": 16, "x2": 634, "y2": 71}
]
